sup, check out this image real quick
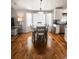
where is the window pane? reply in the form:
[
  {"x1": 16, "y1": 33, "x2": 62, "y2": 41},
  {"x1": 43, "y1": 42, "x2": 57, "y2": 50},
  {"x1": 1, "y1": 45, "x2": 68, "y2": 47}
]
[
  {"x1": 33, "y1": 12, "x2": 45, "y2": 26},
  {"x1": 46, "y1": 13, "x2": 53, "y2": 26},
  {"x1": 26, "y1": 13, "x2": 32, "y2": 26}
]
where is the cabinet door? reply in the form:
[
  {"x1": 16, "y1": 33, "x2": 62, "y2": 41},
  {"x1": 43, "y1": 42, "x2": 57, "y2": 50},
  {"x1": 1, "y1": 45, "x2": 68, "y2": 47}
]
[{"x1": 55, "y1": 9, "x2": 62, "y2": 20}]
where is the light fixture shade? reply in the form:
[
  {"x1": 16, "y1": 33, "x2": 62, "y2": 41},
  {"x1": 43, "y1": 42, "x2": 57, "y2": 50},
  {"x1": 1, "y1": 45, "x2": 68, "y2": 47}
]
[
  {"x1": 18, "y1": 16, "x2": 23, "y2": 21},
  {"x1": 17, "y1": 12, "x2": 24, "y2": 21}
]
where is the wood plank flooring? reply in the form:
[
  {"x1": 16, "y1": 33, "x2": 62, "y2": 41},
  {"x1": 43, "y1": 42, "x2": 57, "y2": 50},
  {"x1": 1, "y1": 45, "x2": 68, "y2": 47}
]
[{"x1": 11, "y1": 32, "x2": 67, "y2": 59}]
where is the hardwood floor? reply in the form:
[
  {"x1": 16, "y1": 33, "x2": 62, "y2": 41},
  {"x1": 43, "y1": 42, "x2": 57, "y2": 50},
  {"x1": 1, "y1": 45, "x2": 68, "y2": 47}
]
[{"x1": 11, "y1": 32, "x2": 67, "y2": 59}]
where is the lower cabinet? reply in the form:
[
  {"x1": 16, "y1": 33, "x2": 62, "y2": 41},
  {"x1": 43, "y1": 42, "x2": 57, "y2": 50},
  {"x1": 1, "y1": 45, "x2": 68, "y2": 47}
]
[{"x1": 11, "y1": 28, "x2": 18, "y2": 36}]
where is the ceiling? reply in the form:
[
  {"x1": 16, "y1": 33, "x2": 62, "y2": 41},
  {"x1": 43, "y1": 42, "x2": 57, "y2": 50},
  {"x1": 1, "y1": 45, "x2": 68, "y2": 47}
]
[{"x1": 11, "y1": 0, "x2": 67, "y2": 10}]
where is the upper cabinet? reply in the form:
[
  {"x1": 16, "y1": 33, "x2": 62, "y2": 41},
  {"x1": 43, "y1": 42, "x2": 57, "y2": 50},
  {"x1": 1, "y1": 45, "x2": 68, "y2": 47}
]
[
  {"x1": 54, "y1": 9, "x2": 62, "y2": 20},
  {"x1": 54, "y1": 8, "x2": 67, "y2": 20}
]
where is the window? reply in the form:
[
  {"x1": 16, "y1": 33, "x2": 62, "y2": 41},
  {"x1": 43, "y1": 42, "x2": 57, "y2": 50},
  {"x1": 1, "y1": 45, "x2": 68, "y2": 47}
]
[
  {"x1": 26, "y1": 12, "x2": 32, "y2": 26},
  {"x1": 32, "y1": 12, "x2": 45, "y2": 26},
  {"x1": 46, "y1": 13, "x2": 53, "y2": 26},
  {"x1": 26, "y1": 12, "x2": 53, "y2": 27}
]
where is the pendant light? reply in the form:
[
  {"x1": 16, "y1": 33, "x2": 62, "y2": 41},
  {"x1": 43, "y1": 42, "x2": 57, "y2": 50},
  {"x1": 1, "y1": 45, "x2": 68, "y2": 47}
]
[{"x1": 40, "y1": 0, "x2": 43, "y2": 11}]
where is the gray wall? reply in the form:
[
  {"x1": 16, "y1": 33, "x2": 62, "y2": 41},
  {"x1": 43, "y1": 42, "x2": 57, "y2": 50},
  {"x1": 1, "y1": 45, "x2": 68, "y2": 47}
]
[
  {"x1": 11, "y1": 8, "x2": 17, "y2": 17},
  {"x1": 11, "y1": 8, "x2": 18, "y2": 26}
]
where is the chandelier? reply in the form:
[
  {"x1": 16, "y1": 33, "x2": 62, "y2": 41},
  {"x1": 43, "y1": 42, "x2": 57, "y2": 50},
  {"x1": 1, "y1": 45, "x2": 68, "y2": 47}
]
[{"x1": 40, "y1": 0, "x2": 43, "y2": 10}]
